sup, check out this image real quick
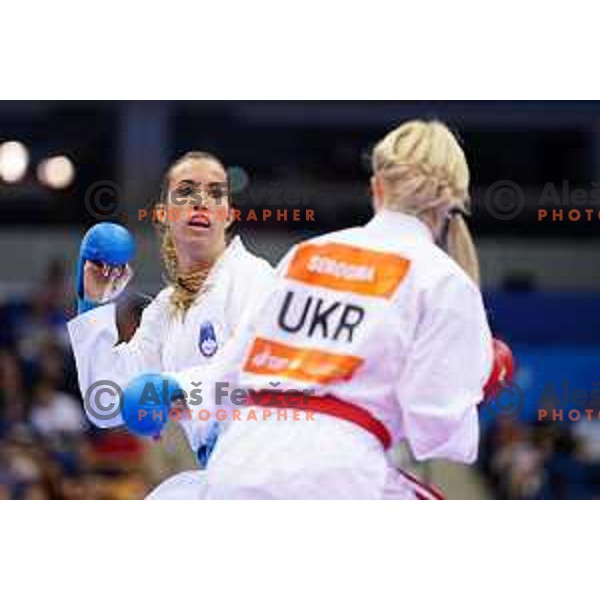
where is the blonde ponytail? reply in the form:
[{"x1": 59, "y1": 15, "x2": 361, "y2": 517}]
[
  {"x1": 446, "y1": 212, "x2": 480, "y2": 285},
  {"x1": 372, "y1": 119, "x2": 480, "y2": 285}
]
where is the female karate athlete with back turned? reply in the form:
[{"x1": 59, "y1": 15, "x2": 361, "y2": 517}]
[
  {"x1": 122, "y1": 121, "x2": 514, "y2": 499},
  {"x1": 67, "y1": 151, "x2": 274, "y2": 498}
]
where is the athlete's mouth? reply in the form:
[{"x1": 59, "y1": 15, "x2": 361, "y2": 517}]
[{"x1": 188, "y1": 210, "x2": 211, "y2": 228}]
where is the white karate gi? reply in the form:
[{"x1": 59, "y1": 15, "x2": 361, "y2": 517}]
[
  {"x1": 172, "y1": 210, "x2": 493, "y2": 499},
  {"x1": 67, "y1": 236, "x2": 275, "y2": 495}
]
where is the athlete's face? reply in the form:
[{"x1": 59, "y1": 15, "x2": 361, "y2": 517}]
[{"x1": 165, "y1": 158, "x2": 232, "y2": 266}]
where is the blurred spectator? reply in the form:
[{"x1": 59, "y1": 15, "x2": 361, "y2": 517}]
[
  {"x1": 481, "y1": 420, "x2": 542, "y2": 498},
  {"x1": 0, "y1": 260, "x2": 155, "y2": 500},
  {"x1": 480, "y1": 419, "x2": 600, "y2": 499},
  {"x1": 29, "y1": 379, "x2": 85, "y2": 438},
  {"x1": 0, "y1": 349, "x2": 26, "y2": 425},
  {"x1": 3, "y1": 256, "x2": 600, "y2": 500}
]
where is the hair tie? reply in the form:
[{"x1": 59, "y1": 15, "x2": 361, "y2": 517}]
[{"x1": 448, "y1": 205, "x2": 470, "y2": 219}]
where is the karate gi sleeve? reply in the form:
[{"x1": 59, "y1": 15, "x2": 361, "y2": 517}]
[
  {"x1": 395, "y1": 273, "x2": 493, "y2": 464},
  {"x1": 67, "y1": 297, "x2": 166, "y2": 428}
]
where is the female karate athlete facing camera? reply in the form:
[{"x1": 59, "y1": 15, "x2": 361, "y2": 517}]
[
  {"x1": 122, "y1": 119, "x2": 514, "y2": 499},
  {"x1": 67, "y1": 151, "x2": 274, "y2": 498}
]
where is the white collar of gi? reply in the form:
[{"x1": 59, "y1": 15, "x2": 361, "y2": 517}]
[
  {"x1": 367, "y1": 209, "x2": 433, "y2": 242},
  {"x1": 173, "y1": 236, "x2": 246, "y2": 307},
  {"x1": 208, "y1": 235, "x2": 245, "y2": 277}
]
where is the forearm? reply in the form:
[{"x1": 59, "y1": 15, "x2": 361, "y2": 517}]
[
  {"x1": 68, "y1": 303, "x2": 154, "y2": 428},
  {"x1": 406, "y1": 404, "x2": 480, "y2": 464}
]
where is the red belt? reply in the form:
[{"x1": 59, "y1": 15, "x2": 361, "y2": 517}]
[{"x1": 248, "y1": 391, "x2": 392, "y2": 450}]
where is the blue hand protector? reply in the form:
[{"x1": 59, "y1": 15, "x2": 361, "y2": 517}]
[
  {"x1": 121, "y1": 373, "x2": 183, "y2": 438},
  {"x1": 76, "y1": 223, "x2": 135, "y2": 314}
]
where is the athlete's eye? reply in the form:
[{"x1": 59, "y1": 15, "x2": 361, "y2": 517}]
[
  {"x1": 176, "y1": 185, "x2": 195, "y2": 197},
  {"x1": 207, "y1": 183, "x2": 228, "y2": 201}
]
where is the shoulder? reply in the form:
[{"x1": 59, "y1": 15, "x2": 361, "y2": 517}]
[
  {"x1": 275, "y1": 228, "x2": 362, "y2": 269},
  {"x1": 296, "y1": 227, "x2": 362, "y2": 248},
  {"x1": 240, "y1": 247, "x2": 274, "y2": 276},
  {"x1": 426, "y1": 244, "x2": 478, "y2": 294},
  {"x1": 364, "y1": 232, "x2": 481, "y2": 312},
  {"x1": 219, "y1": 238, "x2": 276, "y2": 307},
  {"x1": 137, "y1": 286, "x2": 174, "y2": 325},
  {"x1": 145, "y1": 286, "x2": 174, "y2": 310},
  {"x1": 228, "y1": 237, "x2": 275, "y2": 280},
  {"x1": 411, "y1": 244, "x2": 482, "y2": 314}
]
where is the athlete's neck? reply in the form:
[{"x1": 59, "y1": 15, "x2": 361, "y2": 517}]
[{"x1": 178, "y1": 240, "x2": 227, "y2": 274}]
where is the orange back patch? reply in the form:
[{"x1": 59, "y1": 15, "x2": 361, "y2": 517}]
[
  {"x1": 243, "y1": 337, "x2": 363, "y2": 385},
  {"x1": 286, "y1": 242, "x2": 410, "y2": 298}
]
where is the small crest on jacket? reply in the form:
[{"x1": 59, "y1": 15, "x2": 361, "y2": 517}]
[{"x1": 198, "y1": 321, "x2": 218, "y2": 357}]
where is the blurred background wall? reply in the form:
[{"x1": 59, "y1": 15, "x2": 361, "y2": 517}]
[{"x1": 2, "y1": 101, "x2": 600, "y2": 292}]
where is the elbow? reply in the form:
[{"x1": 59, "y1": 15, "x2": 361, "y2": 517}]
[
  {"x1": 79, "y1": 377, "x2": 125, "y2": 429},
  {"x1": 84, "y1": 401, "x2": 123, "y2": 429},
  {"x1": 407, "y1": 409, "x2": 480, "y2": 464},
  {"x1": 84, "y1": 412, "x2": 118, "y2": 429},
  {"x1": 412, "y1": 438, "x2": 478, "y2": 464},
  {"x1": 83, "y1": 404, "x2": 124, "y2": 429}
]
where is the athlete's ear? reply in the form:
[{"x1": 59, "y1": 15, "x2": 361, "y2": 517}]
[
  {"x1": 224, "y1": 208, "x2": 234, "y2": 230},
  {"x1": 223, "y1": 197, "x2": 235, "y2": 230},
  {"x1": 371, "y1": 175, "x2": 385, "y2": 212}
]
